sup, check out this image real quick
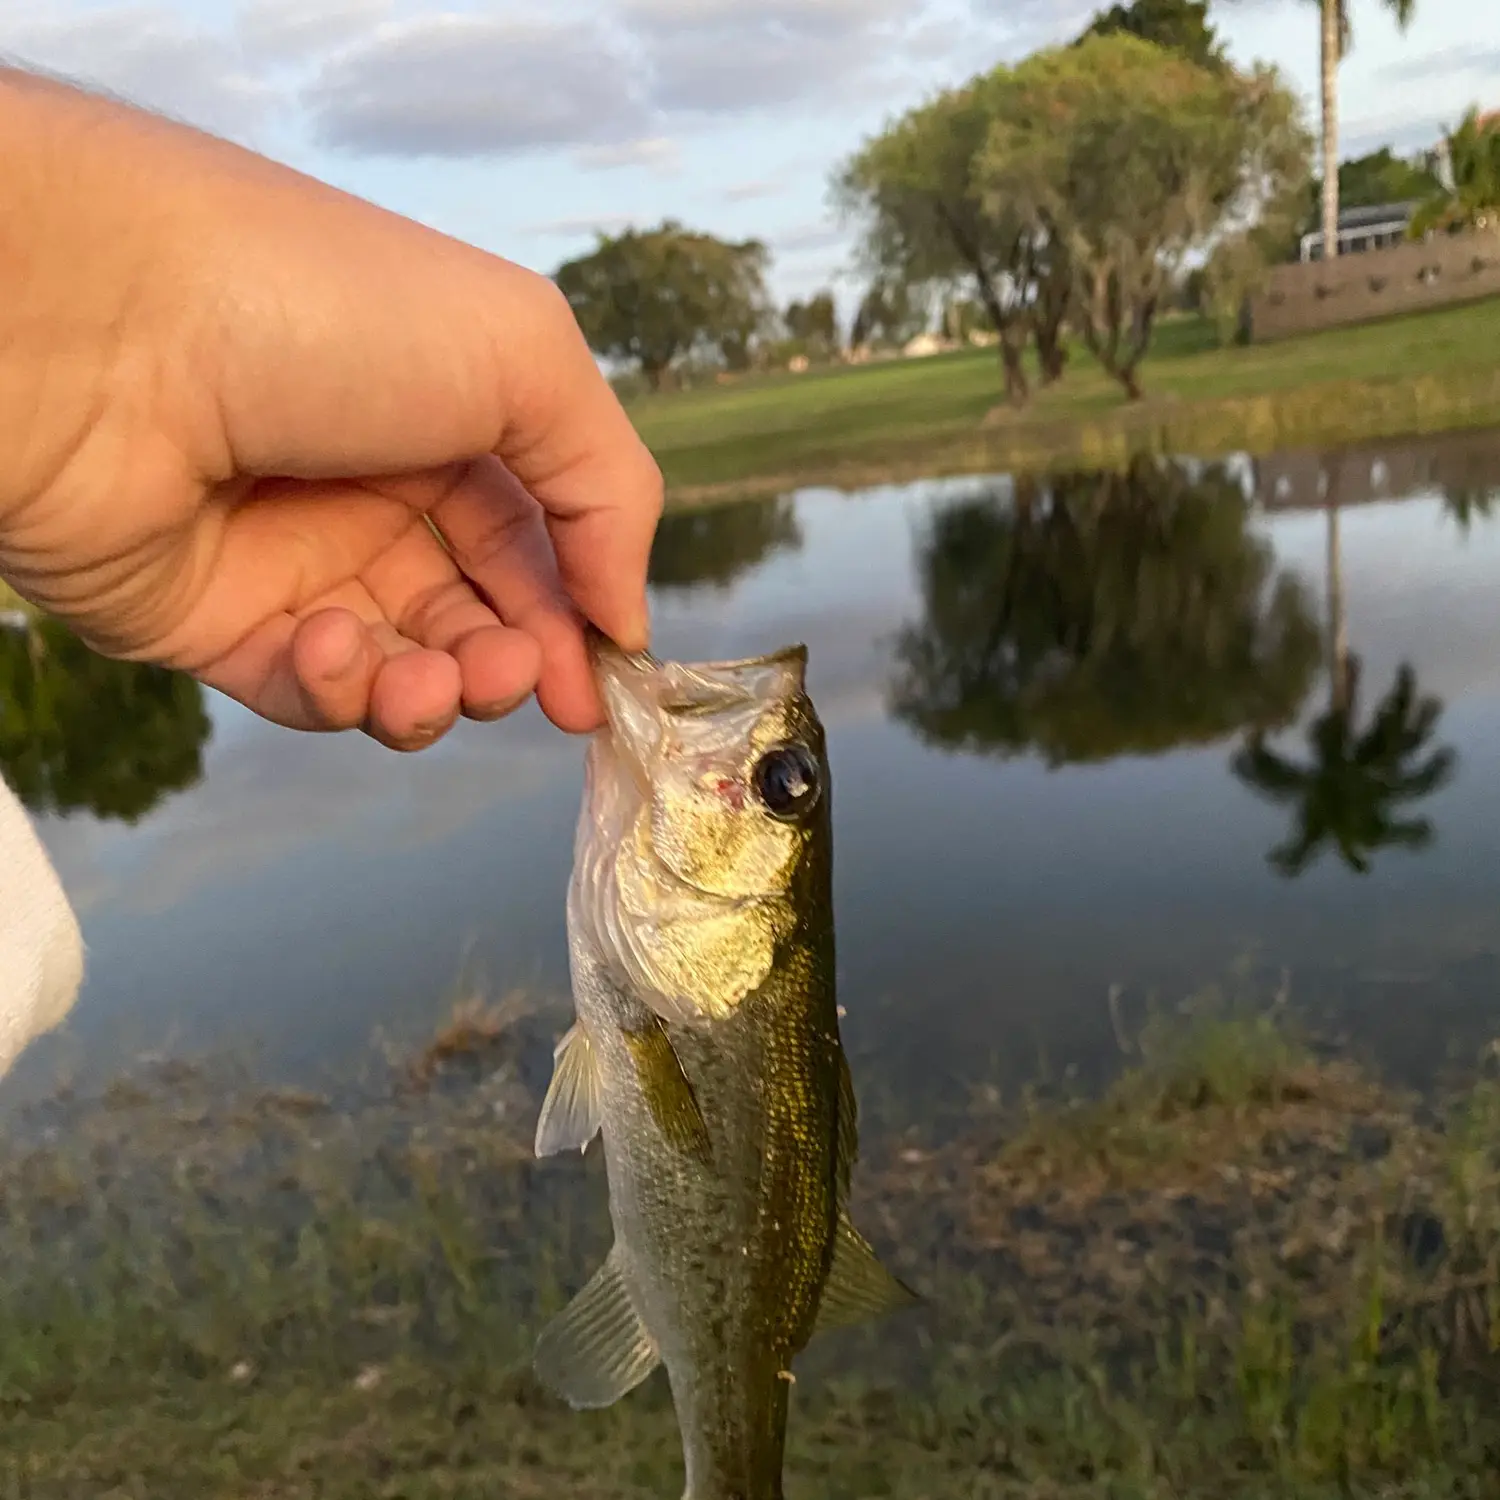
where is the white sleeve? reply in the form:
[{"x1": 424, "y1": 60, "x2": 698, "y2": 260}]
[{"x1": 0, "y1": 774, "x2": 84, "y2": 1080}]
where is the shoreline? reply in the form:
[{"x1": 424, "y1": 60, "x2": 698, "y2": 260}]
[
  {"x1": 6, "y1": 995, "x2": 1500, "y2": 1496},
  {"x1": 660, "y1": 366, "x2": 1500, "y2": 510}
]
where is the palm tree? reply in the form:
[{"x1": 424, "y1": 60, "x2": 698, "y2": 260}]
[
  {"x1": 1315, "y1": 0, "x2": 1417, "y2": 263},
  {"x1": 1233, "y1": 658, "x2": 1454, "y2": 874},
  {"x1": 1411, "y1": 107, "x2": 1500, "y2": 237}
]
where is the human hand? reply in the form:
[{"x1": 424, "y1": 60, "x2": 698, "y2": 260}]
[{"x1": 0, "y1": 67, "x2": 662, "y2": 749}]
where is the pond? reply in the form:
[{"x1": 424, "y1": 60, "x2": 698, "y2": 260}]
[
  {"x1": 8, "y1": 426, "x2": 1500, "y2": 1497},
  {"x1": 8, "y1": 426, "x2": 1500, "y2": 1110}
]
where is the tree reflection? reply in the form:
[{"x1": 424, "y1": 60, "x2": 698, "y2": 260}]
[
  {"x1": 1442, "y1": 486, "x2": 1499, "y2": 536},
  {"x1": 0, "y1": 617, "x2": 212, "y2": 823},
  {"x1": 889, "y1": 457, "x2": 1321, "y2": 764},
  {"x1": 1233, "y1": 659, "x2": 1455, "y2": 875},
  {"x1": 1234, "y1": 460, "x2": 1455, "y2": 878},
  {"x1": 647, "y1": 497, "x2": 802, "y2": 592}
]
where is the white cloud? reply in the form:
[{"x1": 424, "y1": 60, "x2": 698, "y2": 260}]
[
  {"x1": 722, "y1": 178, "x2": 785, "y2": 203},
  {"x1": 572, "y1": 136, "x2": 681, "y2": 173},
  {"x1": 301, "y1": 14, "x2": 650, "y2": 156},
  {"x1": 236, "y1": 0, "x2": 394, "y2": 66},
  {"x1": 0, "y1": 3, "x2": 271, "y2": 141}
]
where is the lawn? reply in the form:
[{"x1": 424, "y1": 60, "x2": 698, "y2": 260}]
[
  {"x1": 6, "y1": 984, "x2": 1500, "y2": 1497},
  {"x1": 629, "y1": 299, "x2": 1500, "y2": 503}
]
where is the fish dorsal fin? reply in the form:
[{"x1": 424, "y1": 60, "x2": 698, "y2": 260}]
[
  {"x1": 624, "y1": 1017, "x2": 712, "y2": 1164},
  {"x1": 812, "y1": 1212, "x2": 919, "y2": 1340},
  {"x1": 533, "y1": 1246, "x2": 660, "y2": 1410},
  {"x1": 835, "y1": 1045, "x2": 858, "y2": 1202},
  {"x1": 534, "y1": 1022, "x2": 603, "y2": 1158}
]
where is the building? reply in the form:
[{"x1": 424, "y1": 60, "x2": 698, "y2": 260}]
[{"x1": 1298, "y1": 201, "x2": 1419, "y2": 262}]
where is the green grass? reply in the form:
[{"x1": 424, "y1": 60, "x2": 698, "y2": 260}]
[
  {"x1": 5, "y1": 988, "x2": 1500, "y2": 1496},
  {"x1": 629, "y1": 300, "x2": 1500, "y2": 503}
]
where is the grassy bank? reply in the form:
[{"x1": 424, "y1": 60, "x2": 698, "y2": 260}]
[
  {"x1": 4, "y1": 989, "x2": 1500, "y2": 1496},
  {"x1": 632, "y1": 299, "x2": 1500, "y2": 505}
]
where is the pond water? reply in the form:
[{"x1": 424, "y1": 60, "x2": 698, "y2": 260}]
[{"x1": 8, "y1": 426, "x2": 1500, "y2": 1111}]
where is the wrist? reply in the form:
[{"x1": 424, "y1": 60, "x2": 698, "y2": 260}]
[{"x1": 0, "y1": 68, "x2": 165, "y2": 529}]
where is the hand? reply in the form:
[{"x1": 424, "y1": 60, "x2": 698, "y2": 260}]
[{"x1": 0, "y1": 67, "x2": 662, "y2": 749}]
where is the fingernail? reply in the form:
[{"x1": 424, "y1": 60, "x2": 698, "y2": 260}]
[{"x1": 466, "y1": 692, "x2": 527, "y2": 722}]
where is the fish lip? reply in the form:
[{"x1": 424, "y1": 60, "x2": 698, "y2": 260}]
[
  {"x1": 587, "y1": 627, "x2": 808, "y2": 743},
  {"x1": 585, "y1": 624, "x2": 808, "y2": 680}
]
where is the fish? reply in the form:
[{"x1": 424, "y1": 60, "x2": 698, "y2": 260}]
[{"x1": 531, "y1": 629, "x2": 915, "y2": 1500}]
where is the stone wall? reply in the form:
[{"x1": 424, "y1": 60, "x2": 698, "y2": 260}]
[{"x1": 1248, "y1": 229, "x2": 1500, "y2": 341}]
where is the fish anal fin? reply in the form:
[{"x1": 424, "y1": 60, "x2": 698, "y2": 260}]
[
  {"x1": 533, "y1": 1246, "x2": 660, "y2": 1410},
  {"x1": 534, "y1": 1022, "x2": 603, "y2": 1159},
  {"x1": 624, "y1": 1017, "x2": 712, "y2": 1164},
  {"x1": 812, "y1": 1212, "x2": 918, "y2": 1340}
]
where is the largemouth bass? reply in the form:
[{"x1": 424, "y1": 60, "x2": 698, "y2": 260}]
[{"x1": 532, "y1": 630, "x2": 914, "y2": 1500}]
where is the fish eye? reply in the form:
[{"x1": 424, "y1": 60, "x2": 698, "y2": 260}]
[{"x1": 752, "y1": 744, "x2": 821, "y2": 822}]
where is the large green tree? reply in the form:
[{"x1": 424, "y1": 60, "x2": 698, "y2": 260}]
[
  {"x1": 554, "y1": 222, "x2": 772, "y2": 391},
  {"x1": 1081, "y1": 0, "x2": 1226, "y2": 68},
  {"x1": 889, "y1": 456, "x2": 1321, "y2": 765},
  {"x1": 980, "y1": 34, "x2": 1309, "y2": 398},
  {"x1": 0, "y1": 618, "x2": 212, "y2": 823},
  {"x1": 647, "y1": 498, "x2": 803, "y2": 592},
  {"x1": 835, "y1": 75, "x2": 1066, "y2": 405}
]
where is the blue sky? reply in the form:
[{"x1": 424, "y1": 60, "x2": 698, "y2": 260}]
[{"x1": 1, "y1": 0, "x2": 1494, "y2": 308}]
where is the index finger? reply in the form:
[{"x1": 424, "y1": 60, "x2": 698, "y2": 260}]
[{"x1": 488, "y1": 278, "x2": 663, "y2": 654}]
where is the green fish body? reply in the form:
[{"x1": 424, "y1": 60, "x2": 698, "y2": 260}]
[{"x1": 532, "y1": 633, "x2": 913, "y2": 1500}]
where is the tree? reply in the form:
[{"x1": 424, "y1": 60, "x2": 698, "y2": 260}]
[
  {"x1": 554, "y1": 222, "x2": 772, "y2": 391},
  {"x1": 849, "y1": 277, "x2": 929, "y2": 350},
  {"x1": 783, "y1": 291, "x2": 840, "y2": 359},
  {"x1": 1232, "y1": 660, "x2": 1454, "y2": 875},
  {"x1": 835, "y1": 76, "x2": 1063, "y2": 404},
  {"x1": 980, "y1": 35, "x2": 1310, "y2": 398},
  {"x1": 1410, "y1": 107, "x2": 1500, "y2": 237},
  {"x1": 888, "y1": 456, "x2": 1321, "y2": 765},
  {"x1": 647, "y1": 498, "x2": 803, "y2": 592},
  {"x1": 1080, "y1": 0, "x2": 1226, "y2": 69},
  {"x1": 1310, "y1": 0, "x2": 1417, "y2": 265},
  {"x1": 1312, "y1": 145, "x2": 1440, "y2": 214},
  {"x1": 0, "y1": 618, "x2": 212, "y2": 823}
]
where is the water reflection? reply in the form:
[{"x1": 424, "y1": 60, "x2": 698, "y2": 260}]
[
  {"x1": 0, "y1": 616, "x2": 210, "y2": 824},
  {"x1": 1442, "y1": 485, "x2": 1500, "y2": 535},
  {"x1": 889, "y1": 456, "x2": 1321, "y2": 764},
  {"x1": 1233, "y1": 658, "x2": 1456, "y2": 876},
  {"x1": 647, "y1": 495, "x2": 803, "y2": 591}
]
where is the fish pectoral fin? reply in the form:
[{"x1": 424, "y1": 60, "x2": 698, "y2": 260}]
[
  {"x1": 811, "y1": 1212, "x2": 919, "y2": 1340},
  {"x1": 624, "y1": 1017, "x2": 712, "y2": 1164},
  {"x1": 533, "y1": 1246, "x2": 660, "y2": 1410},
  {"x1": 534, "y1": 1022, "x2": 604, "y2": 1159}
]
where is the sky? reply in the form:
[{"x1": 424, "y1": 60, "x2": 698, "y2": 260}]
[{"x1": 0, "y1": 0, "x2": 1494, "y2": 308}]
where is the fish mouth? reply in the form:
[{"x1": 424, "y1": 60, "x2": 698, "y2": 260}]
[{"x1": 586, "y1": 625, "x2": 807, "y2": 762}]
